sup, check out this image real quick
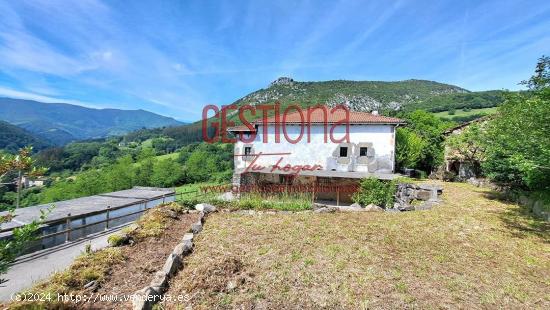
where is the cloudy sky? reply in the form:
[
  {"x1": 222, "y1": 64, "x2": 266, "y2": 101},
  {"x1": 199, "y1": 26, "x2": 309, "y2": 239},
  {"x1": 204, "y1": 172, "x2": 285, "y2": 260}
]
[{"x1": 0, "y1": 0, "x2": 548, "y2": 121}]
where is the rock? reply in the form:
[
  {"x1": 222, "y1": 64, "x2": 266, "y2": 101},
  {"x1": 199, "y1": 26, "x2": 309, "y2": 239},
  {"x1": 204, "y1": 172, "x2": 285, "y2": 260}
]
[
  {"x1": 416, "y1": 189, "x2": 432, "y2": 201},
  {"x1": 350, "y1": 203, "x2": 362, "y2": 208},
  {"x1": 165, "y1": 209, "x2": 178, "y2": 219},
  {"x1": 162, "y1": 254, "x2": 181, "y2": 277},
  {"x1": 195, "y1": 203, "x2": 217, "y2": 213},
  {"x1": 218, "y1": 192, "x2": 235, "y2": 201},
  {"x1": 84, "y1": 280, "x2": 98, "y2": 291},
  {"x1": 312, "y1": 203, "x2": 328, "y2": 210},
  {"x1": 338, "y1": 206, "x2": 365, "y2": 212},
  {"x1": 364, "y1": 204, "x2": 384, "y2": 212},
  {"x1": 385, "y1": 208, "x2": 400, "y2": 213},
  {"x1": 314, "y1": 206, "x2": 337, "y2": 213},
  {"x1": 149, "y1": 271, "x2": 167, "y2": 293},
  {"x1": 182, "y1": 233, "x2": 194, "y2": 242},
  {"x1": 191, "y1": 221, "x2": 203, "y2": 234},
  {"x1": 132, "y1": 286, "x2": 156, "y2": 310},
  {"x1": 172, "y1": 242, "x2": 186, "y2": 256}
]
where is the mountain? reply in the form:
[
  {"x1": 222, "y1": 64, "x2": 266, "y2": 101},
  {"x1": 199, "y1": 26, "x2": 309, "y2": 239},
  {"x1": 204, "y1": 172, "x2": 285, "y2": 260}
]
[
  {"x1": 231, "y1": 78, "x2": 471, "y2": 112},
  {"x1": 0, "y1": 98, "x2": 183, "y2": 145},
  {"x1": 0, "y1": 120, "x2": 52, "y2": 153}
]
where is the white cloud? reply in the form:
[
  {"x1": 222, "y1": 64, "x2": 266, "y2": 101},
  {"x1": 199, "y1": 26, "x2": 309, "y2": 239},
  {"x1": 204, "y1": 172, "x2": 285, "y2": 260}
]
[{"x1": 0, "y1": 86, "x2": 102, "y2": 109}]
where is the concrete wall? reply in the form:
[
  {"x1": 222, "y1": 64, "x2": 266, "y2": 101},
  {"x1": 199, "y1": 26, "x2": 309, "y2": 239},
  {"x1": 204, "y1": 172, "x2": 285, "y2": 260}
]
[{"x1": 234, "y1": 124, "x2": 396, "y2": 173}]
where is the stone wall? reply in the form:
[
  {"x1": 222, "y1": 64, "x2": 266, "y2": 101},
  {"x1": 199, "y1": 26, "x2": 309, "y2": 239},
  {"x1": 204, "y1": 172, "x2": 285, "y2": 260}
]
[{"x1": 393, "y1": 183, "x2": 443, "y2": 211}]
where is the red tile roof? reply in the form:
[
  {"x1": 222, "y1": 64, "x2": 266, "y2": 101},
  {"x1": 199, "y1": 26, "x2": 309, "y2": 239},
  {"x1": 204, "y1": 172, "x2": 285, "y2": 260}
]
[{"x1": 227, "y1": 108, "x2": 404, "y2": 132}]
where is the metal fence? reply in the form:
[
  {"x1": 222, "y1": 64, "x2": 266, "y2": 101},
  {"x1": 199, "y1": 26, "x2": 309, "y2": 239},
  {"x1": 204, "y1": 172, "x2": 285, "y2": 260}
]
[{"x1": 21, "y1": 193, "x2": 175, "y2": 253}]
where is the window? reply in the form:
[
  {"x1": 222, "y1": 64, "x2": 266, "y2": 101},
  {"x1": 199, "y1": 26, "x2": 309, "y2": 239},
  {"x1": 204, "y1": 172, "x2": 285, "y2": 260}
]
[
  {"x1": 359, "y1": 147, "x2": 368, "y2": 157},
  {"x1": 339, "y1": 146, "x2": 348, "y2": 157},
  {"x1": 244, "y1": 146, "x2": 252, "y2": 156}
]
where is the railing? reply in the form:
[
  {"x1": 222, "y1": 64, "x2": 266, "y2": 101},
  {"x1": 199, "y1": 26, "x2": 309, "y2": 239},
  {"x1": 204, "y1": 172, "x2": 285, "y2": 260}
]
[{"x1": 3, "y1": 193, "x2": 176, "y2": 253}]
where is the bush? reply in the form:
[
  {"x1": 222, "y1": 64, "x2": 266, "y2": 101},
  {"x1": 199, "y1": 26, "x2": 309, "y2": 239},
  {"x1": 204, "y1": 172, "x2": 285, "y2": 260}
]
[{"x1": 352, "y1": 177, "x2": 397, "y2": 208}]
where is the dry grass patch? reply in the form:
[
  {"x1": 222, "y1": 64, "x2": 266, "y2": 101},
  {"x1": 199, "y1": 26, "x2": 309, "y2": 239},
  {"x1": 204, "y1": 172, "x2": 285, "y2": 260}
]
[
  {"x1": 7, "y1": 202, "x2": 198, "y2": 310},
  {"x1": 163, "y1": 182, "x2": 549, "y2": 309}
]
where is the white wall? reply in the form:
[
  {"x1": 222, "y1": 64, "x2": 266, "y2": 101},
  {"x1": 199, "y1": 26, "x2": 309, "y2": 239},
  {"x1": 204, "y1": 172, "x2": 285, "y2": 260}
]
[{"x1": 234, "y1": 124, "x2": 396, "y2": 173}]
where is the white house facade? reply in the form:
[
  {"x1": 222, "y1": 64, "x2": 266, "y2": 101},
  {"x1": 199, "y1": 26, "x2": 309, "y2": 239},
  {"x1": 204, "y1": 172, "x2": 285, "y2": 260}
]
[{"x1": 227, "y1": 109, "x2": 404, "y2": 203}]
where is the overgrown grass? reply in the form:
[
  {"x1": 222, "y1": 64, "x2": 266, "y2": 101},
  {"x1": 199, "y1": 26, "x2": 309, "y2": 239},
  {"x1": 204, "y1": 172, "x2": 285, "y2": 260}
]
[
  {"x1": 163, "y1": 182, "x2": 550, "y2": 309},
  {"x1": 10, "y1": 248, "x2": 125, "y2": 309},
  {"x1": 234, "y1": 192, "x2": 312, "y2": 211}
]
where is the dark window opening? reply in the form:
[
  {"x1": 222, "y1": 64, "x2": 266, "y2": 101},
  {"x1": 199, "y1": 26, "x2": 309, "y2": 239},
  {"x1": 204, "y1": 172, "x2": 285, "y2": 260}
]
[
  {"x1": 244, "y1": 146, "x2": 252, "y2": 156},
  {"x1": 360, "y1": 147, "x2": 368, "y2": 157},
  {"x1": 339, "y1": 147, "x2": 348, "y2": 157}
]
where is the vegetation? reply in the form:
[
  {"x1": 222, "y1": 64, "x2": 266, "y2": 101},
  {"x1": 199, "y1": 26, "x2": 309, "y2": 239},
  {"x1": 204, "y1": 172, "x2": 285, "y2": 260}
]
[
  {"x1": 162, "y1": 182, "x2": 550, "y2": 309},
  {"x1": 1, "y1": 206, "x2": 53, "y2": 285},
  {"x1": 0, "y1": 97, "x2": 182, "y2": 145},
  {"x1": 482, "y1": 90, "x2": 549, "y2": 190},
  {"x1": 0, "y1": 121, "x2": 51, "y2": 153},
  {"x1": 404, "y1": 90, "x2": 507, "y2": 113},
  {"x1": 395, "y1": 110, "x2": 453, "y2": 173},
  {"x1": 445, "y1": 123, "x2": 487, "y2": 177},
  {"x1": 352, "y1": 177, "x2": 398, "y2": 208},
  {"x1": 434, "y1": 107, "x2": 497, "y2": 122}
]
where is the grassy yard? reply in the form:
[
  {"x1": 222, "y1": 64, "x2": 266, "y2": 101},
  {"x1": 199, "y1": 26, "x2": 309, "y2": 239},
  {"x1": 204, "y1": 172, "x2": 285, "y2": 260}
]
[{"x1": 163, "y1": 182, "x2": 549, "y2": 309}]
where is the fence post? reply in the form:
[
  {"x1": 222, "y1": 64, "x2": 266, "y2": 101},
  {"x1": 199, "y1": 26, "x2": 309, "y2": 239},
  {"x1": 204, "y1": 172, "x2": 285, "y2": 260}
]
[
  {"x1": 65, "y1": 213, "x2": 71, "y2": 242},
  {"x1": 162, "y1": 195, "x2": 166, "y2": 204},
  {"x1": 105, "y1": 206, "x2": 110, "y2": 230}
]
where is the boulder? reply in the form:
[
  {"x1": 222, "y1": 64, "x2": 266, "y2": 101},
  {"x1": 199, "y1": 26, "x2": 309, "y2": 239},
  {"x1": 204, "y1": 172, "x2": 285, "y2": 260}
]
[
  {"x1": 416, "y1": 190, "x2": 432, "y2": 201},
  {"x1": 195, "y1": 203, "x2": 217, "y2": 213},
  {"x1": 162, "y1": 254, "x2": 181, "y2": 277},
  {"x1": 149, "y1": 271, "x2": 168, "y2": 293},
  {"x1": 312, "y1": 203, "x2": 328, "y2": 210},
  {"x1": 314, "y1": 206, "x2": 337, "y2": 213},
  {"x1": 364, "y1": 204, "x2": 384, "y2": 212},
  {"x1": 338, "y1": 206, "x2": 365, "y2": 212},
  {"x1": 350, "y1": 202, "x2": 362, "y2": 208},
  {"x1": 191, "y1": 221, "x2": 203, "y2": 234}
]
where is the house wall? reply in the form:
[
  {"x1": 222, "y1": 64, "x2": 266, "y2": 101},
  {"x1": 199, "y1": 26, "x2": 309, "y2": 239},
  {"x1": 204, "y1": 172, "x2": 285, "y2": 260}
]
[{"x1": 234, "y1": 124, "x2": 397, "y2": 173}]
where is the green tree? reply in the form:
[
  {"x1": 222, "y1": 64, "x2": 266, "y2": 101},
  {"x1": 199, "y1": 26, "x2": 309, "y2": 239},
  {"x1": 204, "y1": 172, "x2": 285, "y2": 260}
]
[
  {"x1": 151, "y1": 159, "x2": 184, "y2": 187},
  {"x1": 521, "y1": 55, "x2": 550, "y2": 90},
  {"x1": 397, "y1": 110, "x2": 453, "y2": 172},
  {"x1": 445, "y1": 123, "x2": 487, "y2": 177},
  {"x1": 395, "y1": 128, "x2": 426, "y2": 169},
  {"x1": 482, "y1": 90, "x2": 550, "y2": 190},
  {"x1": 135, "y1": 158, "x2": 154, "y2": 186}
]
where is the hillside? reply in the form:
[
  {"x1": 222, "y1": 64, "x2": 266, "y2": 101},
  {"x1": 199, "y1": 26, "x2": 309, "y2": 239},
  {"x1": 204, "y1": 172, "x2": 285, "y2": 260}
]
[
  {"x1": 0, "y1": 98, "x2": 183, "y2": 145},
  {"x1": 0, "y1": 120, "x2": 51, "y2": 153},
  {"x1": 232, "y1": 78, "x2": 470, "y2": 112}
]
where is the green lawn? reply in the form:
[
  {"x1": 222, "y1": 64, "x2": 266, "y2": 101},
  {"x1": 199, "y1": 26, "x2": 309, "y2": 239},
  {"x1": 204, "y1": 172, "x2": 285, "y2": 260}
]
[{"x1": 434, "y1": 107, "x2": 498, "y2": 118}]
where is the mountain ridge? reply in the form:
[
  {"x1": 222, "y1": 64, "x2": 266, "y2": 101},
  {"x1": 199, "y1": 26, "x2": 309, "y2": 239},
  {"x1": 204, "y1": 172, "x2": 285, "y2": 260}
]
[{"x1": 0, "y1": 98, "x2": 183, "y2": 145}]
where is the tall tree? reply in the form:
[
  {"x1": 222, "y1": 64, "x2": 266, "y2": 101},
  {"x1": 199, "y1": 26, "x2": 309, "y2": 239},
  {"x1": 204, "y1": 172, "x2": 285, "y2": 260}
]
[{"x1": 521, "y1": 55, "x2": 550, "y2": 90}]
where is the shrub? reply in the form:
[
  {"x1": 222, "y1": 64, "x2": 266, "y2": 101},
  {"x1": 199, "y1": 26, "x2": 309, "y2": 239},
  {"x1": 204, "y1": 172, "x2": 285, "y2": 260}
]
[{"x1": 352, "y1": 177, "x2": 397, "y2": 208}]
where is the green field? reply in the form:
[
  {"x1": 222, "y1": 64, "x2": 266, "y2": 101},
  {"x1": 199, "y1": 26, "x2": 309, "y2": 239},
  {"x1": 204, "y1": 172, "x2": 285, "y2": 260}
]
[{"x1": 434, "y1": 107, "x2": 497, "y2": 119}]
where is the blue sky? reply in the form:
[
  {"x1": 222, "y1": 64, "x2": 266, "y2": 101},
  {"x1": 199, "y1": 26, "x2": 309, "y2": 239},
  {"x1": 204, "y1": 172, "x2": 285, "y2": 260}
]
[{"x1": 0, "y1": 0, "x2": 548, "y2": 121}]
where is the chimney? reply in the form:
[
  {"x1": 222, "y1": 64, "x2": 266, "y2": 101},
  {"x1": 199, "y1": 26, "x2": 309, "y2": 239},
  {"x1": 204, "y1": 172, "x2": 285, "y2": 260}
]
[{"x1": 371, "y1": 110, "x2": 379, "y2": 115}]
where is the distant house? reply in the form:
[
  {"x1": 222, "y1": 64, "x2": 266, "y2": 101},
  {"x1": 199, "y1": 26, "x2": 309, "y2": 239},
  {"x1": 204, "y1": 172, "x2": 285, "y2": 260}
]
[
  {"x1": 228, "y1": 108, "x2": 405, "y2": 203},
  {"x1": 20, "y1": 176, "x2": 48, "y2": 188},
  {"x1": 443, "y1": 117, "x2": 488, "y2": 179}
]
